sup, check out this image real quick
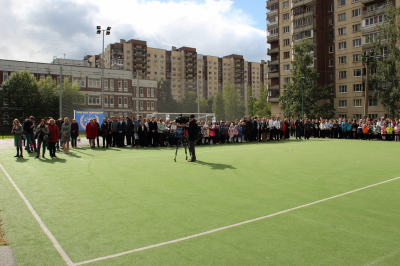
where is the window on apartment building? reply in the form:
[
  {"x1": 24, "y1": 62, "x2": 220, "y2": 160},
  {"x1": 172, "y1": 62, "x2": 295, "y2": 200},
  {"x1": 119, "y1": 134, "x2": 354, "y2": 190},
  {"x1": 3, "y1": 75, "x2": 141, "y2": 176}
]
[
  {"x1": 369, "y1": 99, "x2": 378, "y2": 107},
  {"x1": 352, "y1": 24, "x2": 361, "y2": 32},
  {"x1": 104, "y1": 96, "x2": 108, "y2": 105},
  {"x1": 328, "y1": 4, "x2": 333, "y2": 12},
  {"x1": 353, "y1": 39, "x2": 362, "y2": 47},
  {"x1": 352, "y1": 8, "x2": 361, "y2": 18},
  {"x1": 338, "y1": 56, "x2": 347, "y2": 64},
  {"x1": 328, "y1": 18, "x2": 333, "y2": 26},
  {"x1": 353, "y1": 69, "x2": 362, "y2": 77},
  {"x1": 151, "y1": 88, "x2": 154, "y2": 97},
  {"x1": 339, "y1": 100, "x2": 347, "y2": 108},
  {"x1": 338, "y1": 0, "x2": 346, "y2": 7},
  {"x1": 283, "y1": 26, "x2": 290, "y2": 33},
  {"x1": 368, "y1": 114, "x2": 378, "y2": 119},
  {"x1": 110, "y1": 96, "x2": 114, "y2": 105},
  {"x1": 126, "y1": 50, "x2": 130, "y2": 54},
  {"x1": 283, "y1": 13, "x2": 289, "y2": 21},
  {"x1": 352, "y1": 0, "x2": 360, "y2": 2},
  {"x1": 339, "y1": 41, "x2": 346, "y2": 50},
  {"x1": 353, "y1": 54, "x2": 361, "y2": 62},
  {"x1": 365, "y1": 15, "x2": 385, "y2": 27},
  {"x1": 88, "y1": 96, "x2": 101, "y2": 105},
  {"x1": 339, "y1": 71, "x2": 347, "y2": 79},
  {"x1": 329, "y1": 46, "x2": 334, "y2": 53},
  {"x1": 283, "y1": 1, "x2": 289, "y2": 8},
  {"x1": 284, "y1": 64, "x2": 290, "y2": 71},
  {"x1": 338, "y1": 27, "x2": 346, "y2": 36},
  {"x1": 124, "y1": 81, "x2": 128, "y2": 89},
  {"x1": 353, "y1": 99, "x2": 362, "y2": 107},
  {"x1": 110, "y1": 80, "x2": 114, "y2": 90},
  {"x1": 354, "y1": 114, "x2": 362, "y2": 119},
  {"x1": 124, "y1": 97, "x2": 128, "y2": 105},
  {"x1": 339, "y1": 85, "x2": 347, "y2": 93},
  {"x1": 364, "y1": 32, "x2": 379, "y2": 44},
  {"x1": 284, "y1": 39, "x2": 290, "y2": 46},
  {"x1": 306, "y1": 6, "x2": 314, "y2": 13},
  {"x1": 104, "y1": 80, "x2": 108, "y2": 89},
  {"x1": 140, "y1": 88, "x2": 144, "y2": 96},
  {"x1": 339, "y1": 114, "x2": 347, "y2": 119},
  {"x1": 147, "y1": 88, "x2": 150, "y2": 96},
  {"x1": 338, "y1": 13, "x2": 346, "y2": 21},
  {"x1": 284, "y1": 77, "x2": 291, "y2": 84},
  {"x1": 354, "y1": 84, "x2": 362, "y2": 92},
  {"x1": 283, "y1": 51, "x2": 290, "y2": 59},
  {"x1": 329, "y1": 31, "x2": 334, "y2": 39},
  {"x1": 329, "y1": 60, "x2": 334, "y2": 67}
]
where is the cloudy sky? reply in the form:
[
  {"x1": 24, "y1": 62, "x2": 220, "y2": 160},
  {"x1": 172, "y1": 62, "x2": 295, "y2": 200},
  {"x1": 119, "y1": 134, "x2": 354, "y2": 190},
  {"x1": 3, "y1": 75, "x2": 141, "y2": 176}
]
[{"x1": 0, "y1": 0, "x2": 268, "y2": 64}]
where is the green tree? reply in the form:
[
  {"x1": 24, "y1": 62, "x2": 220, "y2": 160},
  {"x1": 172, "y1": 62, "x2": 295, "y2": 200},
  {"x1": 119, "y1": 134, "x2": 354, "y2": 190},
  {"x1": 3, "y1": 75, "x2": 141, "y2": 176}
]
[
  {"x1": 37, "y1": 77, "x2": 59, "y2": 115},
  {"x1": 370, "y1": 2, "x2": 400, "y2": 118},
  {"x1": 279, "y1": 39, "x2": 334, "y2": 119},
  {"x1": 157, "y1": 80, "x2": 180, "y2": 112},
  {"x1": 212, "y1": 91, "x2": 225, "y2": 121},
  {"x1": 179, "y1": 91, "x2": 197, "y2": 113},
  {"x1": 253, "y1": 83, "x2": 271, "y2": 117},
  {"x1": 0, "y1": 70, "x2": 40, "y2": 119},
  {"x1": 222, "y1": 83, "x2": 245, "y2": 121},
  {"x1": 59, "y1": 78, "x2": 87, "y2": 119},
  {"x1": 199, "y1": 97, "x2": 209, "y2": 113}
]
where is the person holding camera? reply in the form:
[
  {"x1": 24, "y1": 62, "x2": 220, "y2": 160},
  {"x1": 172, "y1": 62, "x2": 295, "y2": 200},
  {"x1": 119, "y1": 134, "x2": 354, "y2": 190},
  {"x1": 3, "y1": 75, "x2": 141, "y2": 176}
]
[
  {"x1": 35, "y1": 119, "x2": 49, "y2": 159},
  {"x1": 187, "y1": 115, "x2": 197, "y2": 162}
]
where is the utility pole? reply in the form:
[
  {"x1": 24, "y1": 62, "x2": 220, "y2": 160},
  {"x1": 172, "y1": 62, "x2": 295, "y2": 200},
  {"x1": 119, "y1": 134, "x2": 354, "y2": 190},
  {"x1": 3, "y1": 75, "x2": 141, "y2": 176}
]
[
  {"x1": 59, "y1": 67, "x2": 62, "y2": 119},
  {"x1": 96, "y1": 26, "x2": 111, "y2": 111},
  {"x1": 301, "y1": 78, "x2": 304, "y2": 119},
  {"x1": 136, "y1": 72, "x2": 139, "y2": 117},
  {"x1": 197, "y1": 83, "x2": 200, "y2": 119}
]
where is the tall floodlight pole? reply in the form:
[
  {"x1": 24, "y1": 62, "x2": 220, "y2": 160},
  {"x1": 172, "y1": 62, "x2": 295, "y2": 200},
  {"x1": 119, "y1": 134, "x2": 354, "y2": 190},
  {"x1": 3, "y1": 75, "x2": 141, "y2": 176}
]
[
  {"x1": 59, "y1": 67, "x2": 62, "y2": 119},
  {"x1": 97, "y1": 26, "x2": 111, "y2": 111},
  {"x1": 362, "y1": 50, "x2": 373, "y2": 120}
]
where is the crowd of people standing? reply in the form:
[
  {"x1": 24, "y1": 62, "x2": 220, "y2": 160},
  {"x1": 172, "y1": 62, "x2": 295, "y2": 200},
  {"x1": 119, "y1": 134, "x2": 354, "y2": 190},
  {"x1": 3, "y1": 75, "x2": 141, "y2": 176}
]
[{"x1": 11, "y1": 115, "x2": 400, "y2": 158}]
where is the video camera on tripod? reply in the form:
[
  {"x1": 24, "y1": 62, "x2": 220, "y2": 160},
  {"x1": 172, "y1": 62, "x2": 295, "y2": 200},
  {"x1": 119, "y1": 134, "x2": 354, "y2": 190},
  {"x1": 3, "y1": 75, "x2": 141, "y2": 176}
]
[{"x1": 175, "y1": 114, "x2": 190, "y2": 125}]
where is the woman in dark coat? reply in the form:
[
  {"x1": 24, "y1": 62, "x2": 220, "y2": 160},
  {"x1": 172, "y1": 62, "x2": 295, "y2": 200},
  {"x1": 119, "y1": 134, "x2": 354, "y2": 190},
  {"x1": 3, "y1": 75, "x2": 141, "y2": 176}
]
[
  {"x1": 138, "y1": 121, "x2": 148, "y2": 148},
  {"x1": 12, "y1": 119, "x2": 24, "y2": 158},
  {"x1": 47, "y1": 119, "x2": 59, "y2": 158},
  {"x1": 71, "y1": 119, "x2": 79, "y2": 148}
]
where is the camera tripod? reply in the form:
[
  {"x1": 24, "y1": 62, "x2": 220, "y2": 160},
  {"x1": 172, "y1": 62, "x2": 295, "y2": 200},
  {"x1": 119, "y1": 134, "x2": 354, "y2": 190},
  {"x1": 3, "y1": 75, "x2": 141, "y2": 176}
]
[{"x1": 174, "y1": 137, "x2": 191, "y2": 162}]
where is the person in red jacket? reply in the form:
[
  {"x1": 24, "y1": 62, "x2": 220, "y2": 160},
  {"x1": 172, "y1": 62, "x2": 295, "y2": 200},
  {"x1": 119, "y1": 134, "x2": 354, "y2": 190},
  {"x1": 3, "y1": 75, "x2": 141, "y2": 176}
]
[
  {"x1": 47, "y1": 118, "x2": 59, "y2": 158},
  {"x1": 85, "y1": 119, "x2": 98, "y2": 148}
]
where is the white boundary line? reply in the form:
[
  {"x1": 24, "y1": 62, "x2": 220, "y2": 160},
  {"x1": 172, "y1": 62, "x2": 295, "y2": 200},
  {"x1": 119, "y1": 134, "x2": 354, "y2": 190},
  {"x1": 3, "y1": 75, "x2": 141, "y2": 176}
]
[
  {"x1": 75, "y1": 176, "x2": 400, "y2": 266},
  {"x1": 0, "y1": 163, "x2": 75, "y2": 266}
]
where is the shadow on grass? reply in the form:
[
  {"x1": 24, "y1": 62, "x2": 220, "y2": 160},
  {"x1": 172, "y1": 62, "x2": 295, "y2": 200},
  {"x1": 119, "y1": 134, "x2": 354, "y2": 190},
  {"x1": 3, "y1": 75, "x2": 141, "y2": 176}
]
[
  {"x1": 40, "y1": 157, "x2": 67, "y2": 164},
  {"x1": 195, "y1": 160, "x2": 236, "y2": 170}
]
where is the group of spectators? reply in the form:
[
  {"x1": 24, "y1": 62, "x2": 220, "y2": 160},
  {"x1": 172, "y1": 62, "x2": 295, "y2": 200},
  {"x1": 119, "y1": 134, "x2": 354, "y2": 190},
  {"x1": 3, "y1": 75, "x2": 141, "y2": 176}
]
[{"x1": 11, "y1": 115, "x2": 400, "y2": 158}]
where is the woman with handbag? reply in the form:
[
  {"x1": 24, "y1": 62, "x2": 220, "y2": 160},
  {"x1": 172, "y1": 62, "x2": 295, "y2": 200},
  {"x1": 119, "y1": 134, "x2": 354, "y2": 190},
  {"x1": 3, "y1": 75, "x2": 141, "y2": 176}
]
[
  {"x1": 47, "y1": 118, "x2": 59, "y2": 158},
  {"x1": 71, "y1": 119, "x2": 79, "y2": 148},
  {"x1": 35, "y1": 119, "x2": 49, "y2": 159},
  {"x1": 12, "y1": 119, "x2": 24, "y2": 158},
  {"x1": 61, "y1": 117, "x2": 71, "y2": 154}
]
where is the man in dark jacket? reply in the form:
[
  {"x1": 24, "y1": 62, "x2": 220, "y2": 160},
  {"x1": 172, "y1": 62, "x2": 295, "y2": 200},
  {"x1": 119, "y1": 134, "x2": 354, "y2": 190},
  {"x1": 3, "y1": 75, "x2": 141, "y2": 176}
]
[
  {"x1": 110, "y1": 116, "x2": 119, "y2": 147},
  {"x1": 117, "y1": 116, "x2": 125, "y2": 147},
  {"x1": 295, "y1": 117, "x2": 303, "y2": 140},
  {"x1": 187, "y1": 115, "x2": 197, "y2": 162},
  {"x1": 304, "y1": 119, "x2": 312, "y2": 140},
  {"x1": 148, "y1": 117, "x2": 158, "y2": 147},
  {"x1": 245, "y1": 116, "x2": 253, "y2": 142},
  {"x1": 101, "y1": 118, "x2": 109, "y2": 148},
  {"x1": 94, "y1": 118, "x2": 101, "y2": 147},
  {"x1": 253, "y1": 117, "x2": 258, "y2": 141},
  {"x1": 24, "y1": 116, "x2": 36, "y2": 153},
  {"x1": 125, "y1": 117, "x2": 133, "y2": 147}
]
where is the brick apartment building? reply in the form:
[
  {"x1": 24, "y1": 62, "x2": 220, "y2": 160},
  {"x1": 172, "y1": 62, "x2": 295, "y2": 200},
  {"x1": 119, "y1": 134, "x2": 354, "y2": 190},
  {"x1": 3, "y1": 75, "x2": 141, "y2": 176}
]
[
  {"x1": 0, "y1": 59, "x2": 157, "y2": 119},
  {"x1": 266, "y1": 0, "x2": 398, "y2": 119}
]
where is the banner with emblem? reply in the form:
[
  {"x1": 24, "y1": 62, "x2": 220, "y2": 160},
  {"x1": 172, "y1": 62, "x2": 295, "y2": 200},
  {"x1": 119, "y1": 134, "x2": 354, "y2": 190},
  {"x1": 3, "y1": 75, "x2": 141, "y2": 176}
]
[{"x1": 74, "y1": 110, "x2": 105, "y2": 131}]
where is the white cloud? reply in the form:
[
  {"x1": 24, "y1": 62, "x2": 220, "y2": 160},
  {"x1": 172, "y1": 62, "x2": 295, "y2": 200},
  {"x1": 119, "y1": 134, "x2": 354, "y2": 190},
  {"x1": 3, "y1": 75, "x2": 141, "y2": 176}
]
[{"x1": 0, "y1": 0, "x2": 267, "y2": 63}]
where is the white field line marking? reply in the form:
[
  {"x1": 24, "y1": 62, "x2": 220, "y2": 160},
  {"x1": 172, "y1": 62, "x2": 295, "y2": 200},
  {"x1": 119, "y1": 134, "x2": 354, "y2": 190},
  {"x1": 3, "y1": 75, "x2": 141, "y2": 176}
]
[
  {"x1": 0, "y1": 164, "x2": 75, "y2": 266},
  {"x1": 75, "y1": 176, "x2": 400, "y2": 266},
  {"x1": 363, "y1": 248, "x2": 400, "y2": 266}
]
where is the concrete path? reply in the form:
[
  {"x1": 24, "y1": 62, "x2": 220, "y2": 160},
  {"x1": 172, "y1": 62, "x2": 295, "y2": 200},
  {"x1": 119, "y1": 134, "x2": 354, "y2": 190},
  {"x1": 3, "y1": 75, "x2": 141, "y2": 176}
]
[
  {"x1": 0, "y1": 138, "x2": 91, "y2": 151},
  {"x1": 0, "y1": 246, "x2": 18, "y2": 266}
]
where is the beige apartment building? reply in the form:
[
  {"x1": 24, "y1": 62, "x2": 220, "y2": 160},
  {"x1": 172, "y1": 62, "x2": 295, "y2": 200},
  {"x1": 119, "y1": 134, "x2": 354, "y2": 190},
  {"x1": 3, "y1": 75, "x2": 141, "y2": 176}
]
[
  {"x1": 266, "y1": 0, "x2": 398, "y2": 119},
  {"x1": 86, "y1": 39, "x2": 268, "y2": 102}
]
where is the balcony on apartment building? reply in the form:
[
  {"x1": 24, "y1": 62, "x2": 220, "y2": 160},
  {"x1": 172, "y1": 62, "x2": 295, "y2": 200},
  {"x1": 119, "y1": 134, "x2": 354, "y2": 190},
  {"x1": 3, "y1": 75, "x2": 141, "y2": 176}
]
[
  {"x1": 362, "y1": 4, "x2": 388, "y2": 18},
  {"x1": 266, "y1": 0, "x2": 278, "y2": 8},
  {"x1": 185, "y1": 69, "x2": 196, "y2": 74},
  {"x1": 267, "y1": 34, "x2": 279, "y2": 42},
  {"x1": 269, "y1": 56, "x2": 279, "y2": 65},
  {"x1": 134, "y1": 53, "x2": 146, "y2": 58},
  {"x1": 186, "y1": 80, "x2": 197, "y2": 86},
  {"x1": 185, "y1": 58, "x2": 195, "y2": 63},
  {"x1": 134, "y1": 65, "x2": 147, "y2": 70},
  {"x1": 362, "y1": 0, "x2": 382, "y2": 4},
  {"x1": 235, "y1": 69, "x2": 244, "y2": 74},
  {"x1": 185, "y1": 53, "x2": 197, "y2": 58},
  {"x1": 111, "y1": 55, "x2": 124, "y2": 60},
  {"x1": 133, "y1": 47, "x2": 147, "y2": 53},
  {"x1": 185, "y1": 64, "x2": 196, "y2": 69},
  {"x1": 235, "y1": 64, "x2": 244, "y2": 69},
  {"x1": 267, "y1": 66, "x2": 279, "y2": 78},
  {"x1": 293, "y1": 20, "x2": 316, "y2": 34},
  {"x1": 292, "y1": 0, "x2": 315, "y2": 9},
  {"x1": 267, "y1": 89, "x2": 280, "y2": 103},
  {"x1": 267, "y1": 48, "x2": 279, "y2": 55},
  {"x1": 134, "y1": 59, "x2": 146, "y2": 64},
  {"x1": 111, "y1": 49, "x2": 124, "y2": 54}
]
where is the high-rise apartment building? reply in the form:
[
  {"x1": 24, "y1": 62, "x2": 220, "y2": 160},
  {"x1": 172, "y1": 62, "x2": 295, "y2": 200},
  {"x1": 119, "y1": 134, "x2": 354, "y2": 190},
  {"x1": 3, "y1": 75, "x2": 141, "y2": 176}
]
[
  {"x1": 87, "y1": 39, "x2": 268, "y2": 102},
  {"x1": 266, "y1": 0, "x2": 398, "y2": 119}
]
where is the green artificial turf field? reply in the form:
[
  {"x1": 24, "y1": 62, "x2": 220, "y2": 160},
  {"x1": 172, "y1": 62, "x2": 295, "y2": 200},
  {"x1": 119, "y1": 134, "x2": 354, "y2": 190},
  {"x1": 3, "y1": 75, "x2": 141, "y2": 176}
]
[{"x1": 0, "y1": 139, "x2": 399, "y2": 266}]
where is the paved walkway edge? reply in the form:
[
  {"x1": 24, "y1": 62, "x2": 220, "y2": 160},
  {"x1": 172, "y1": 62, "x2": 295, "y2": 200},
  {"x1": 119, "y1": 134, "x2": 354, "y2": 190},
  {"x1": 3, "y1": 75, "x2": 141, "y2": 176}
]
[{"x1": 0, "y1": 246, "x2": 18, "y2": 266}]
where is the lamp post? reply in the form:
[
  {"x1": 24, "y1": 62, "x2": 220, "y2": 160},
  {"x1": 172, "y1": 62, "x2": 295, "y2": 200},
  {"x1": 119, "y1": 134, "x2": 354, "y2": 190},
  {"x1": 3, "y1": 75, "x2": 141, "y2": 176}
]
[
  {"x1": 301, "y1": 77, "x2": 305, "y2": 119},
  {"x1": 97, "y1": 26, "x2": 111, "y2": 111},
  {"x1": 250, "y1": 95, "x2": 254, "y2": 117},
  {"x1": 362, "y1": 50, "x2": 373, "y2": 120}
]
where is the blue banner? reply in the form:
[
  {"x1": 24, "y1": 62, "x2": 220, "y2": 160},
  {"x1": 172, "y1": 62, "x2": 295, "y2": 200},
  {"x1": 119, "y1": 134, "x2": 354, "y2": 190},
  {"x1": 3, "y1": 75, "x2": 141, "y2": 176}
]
[{"x1": 74, "y1": 110, "x2": 105, "y2": 131}]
